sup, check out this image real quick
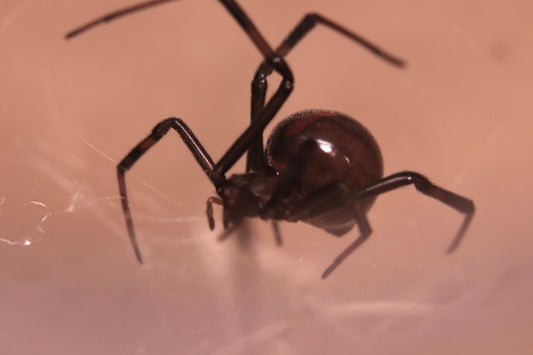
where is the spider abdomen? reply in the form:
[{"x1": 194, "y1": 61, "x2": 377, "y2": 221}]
[
  {"x1": 265, "y1": 110, "x2": 384, "y2": 234},
  {"x1": 266, "y1": 110, "x2": 383, "y2": 196}
]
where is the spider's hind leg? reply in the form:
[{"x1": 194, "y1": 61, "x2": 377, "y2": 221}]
[
  {"x1": 286, "y1": 181, "x2": 375, "y2": 279},
  {"x1": 284, "y1": 171, "x2": 475, "y2": 278},
  {"x1": 321, "y1": 204, "x2": 372, "y2": 279},
  {"x1": 352, "y1": 171, "x2": 475, "y2": 253},
  {"x1": 271, "y1": 220, "x2": 283, "y2": 246}
]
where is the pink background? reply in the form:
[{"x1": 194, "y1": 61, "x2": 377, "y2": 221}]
[{"x1": 1, "y1": 0, "x2": 532, "y2": 354}]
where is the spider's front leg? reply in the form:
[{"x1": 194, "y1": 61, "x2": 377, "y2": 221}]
[{"x1": 117, "y1": 118, "x2": 221, "y2": 263}]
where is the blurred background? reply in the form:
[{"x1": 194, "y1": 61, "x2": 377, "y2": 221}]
[{"x1": 1, "y1": 0, "x2": 532, "y2": 354}]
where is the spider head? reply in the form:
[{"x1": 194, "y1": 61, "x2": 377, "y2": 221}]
[{"x1": 219, "y1": 174, "x2": 264, "y2": 229}]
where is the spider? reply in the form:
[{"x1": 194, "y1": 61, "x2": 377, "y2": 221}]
[{"x1": 67, "y1": 0, "x2": 475, "y2": 279}]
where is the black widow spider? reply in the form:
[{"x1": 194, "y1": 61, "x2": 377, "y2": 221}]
[{"x1": 67, "y1": 0, "x2": 475, "y2": 279}]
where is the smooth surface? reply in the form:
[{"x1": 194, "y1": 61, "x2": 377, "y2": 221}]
[{"x1": 1, "y1": 0, "x2": 532, "y2": 354}]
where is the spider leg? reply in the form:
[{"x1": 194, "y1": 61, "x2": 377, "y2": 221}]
[
  {"x1": 65, "y1": 0, "x2": 180, "y2": 39},
  {"x1": 271, "y1": 220, "x2": 283, "y2": 246},
  {"x1": 352, "y1": 171, "x2": 475, "y2": 253},
  {"x1": 117, "y1": 117, "x2": 218, "y2": 263},
  {"x1": 275, "y1": 13, "x2": 405, "y2": 66},
  {"x1": 217, "y1": 221, "x2": 240, "y2": 242},
  {"x1": 321, "y1": 205, "x2": 372, "y2": 279},
  {"x1": 206, "y1": 196, "x2": 223, "y2": 230},
  {"x1": 65, "y1": 0, "x2": 272, "y2": 58},
  {"x1": 286, "y1": 181, "x2": 374, "y2": 278},
  {"x1": 213, "y1": 59, "x2": 293, "y2": 175},
  {"x1": 65, "y1": 0, "x2": 277, "y2": 60},
  {"x1": 287, "y1": 171, "x2": 474, "y2": 278},
  {"x1": 245, "y1": 64, "x2": 269, "y2": 173}
]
